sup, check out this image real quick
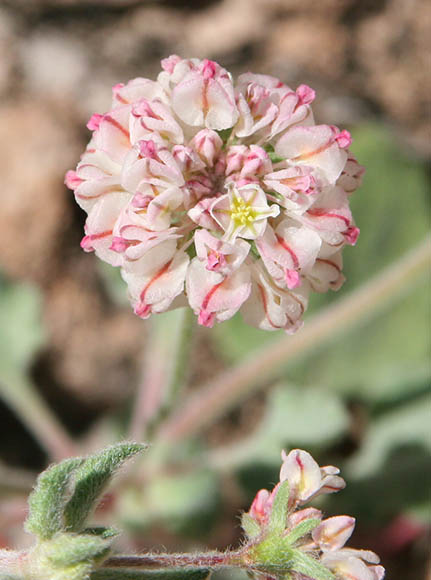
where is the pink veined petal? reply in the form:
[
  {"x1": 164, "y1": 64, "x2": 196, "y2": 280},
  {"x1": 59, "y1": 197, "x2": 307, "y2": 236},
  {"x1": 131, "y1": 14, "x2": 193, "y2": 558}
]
[
  {"x1": 337, "y1": 549, "x2": 380, "y2": 565},
  {"x1": 321, "y1": 553, "x2": 376, "y2": 580},
  {"x1": 318, "y1": 473, "x2": 346, "y2": 496},
  {"x1": 279, "y1": 449, "x2": 322, "y2": 502},
  {"x1": 172, "y1": 74, "x2": 205, "y2": 126},
  {"x1": 82, "y1": 192, "x2": 130, "y2": 266},
  {"x1": 93, "y1": 106, "x2": 132, "y2": 165},
  {"x1": 194, "y1": 229, "x2": 249, "y2": 275},
  {"x1": 186, "y1": 259, "x2": 251, "y2": 326},
  {"x1": 112, "y1": 77, "x2": 167, "y2": 108},
  {"x1": 205, "y1": 76, "x2": 238, "y2": 130},
  {"x1": 123, "y1": 244, "x2": 189, "y2": 318},
  {"x1": 307, "y1": 251, "x2": 345, "y2": 293},
  {"x1": 275, "y1": 125, "x2": 348, "y2": 184},
  {"x1": 288, "y1": 507, "x2": 322, "y2": 529},
  {"x1": 312, "y1": 516, "x2": 356, "y2": 552},
  {"x1": 241, "y1": 266, "x2": 308, "y2": 333}
]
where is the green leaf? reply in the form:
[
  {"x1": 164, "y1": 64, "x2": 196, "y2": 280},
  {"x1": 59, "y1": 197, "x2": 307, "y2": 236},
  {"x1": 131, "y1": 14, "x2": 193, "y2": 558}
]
[
  {"x1": 290, "y1": 550, "x2": 334, "y2": 580},
  {"x1": 284, "y1": 518, "x2": 320, "y2": 545},
  {"x1": 64, "y1": 443, "x2": 147, "y2": 532},
  {"x1": 348, "y1": 393, "x2": 431, "y2": 478},
  {"x1": 25, "y1": 457, "x2": 84, "y2": 540},
  {"x1": 46, "y1": 534, "x2": 112, "y2": 567},
  {"x1": 91, "y1": 570, "x2": 211, "y2": 580},
  {"x1": 240, "y1": 513, "x2": 261, "y2": 539},
  {"x1": 268, "y1": 480, "x2": 289, "y2": 534}
]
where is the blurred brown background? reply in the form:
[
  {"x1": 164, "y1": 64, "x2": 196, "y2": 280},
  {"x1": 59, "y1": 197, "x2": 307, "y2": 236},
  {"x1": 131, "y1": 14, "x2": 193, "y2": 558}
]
[{"x1": 0, "y1": 1, "x2": 429, "y2": 578}]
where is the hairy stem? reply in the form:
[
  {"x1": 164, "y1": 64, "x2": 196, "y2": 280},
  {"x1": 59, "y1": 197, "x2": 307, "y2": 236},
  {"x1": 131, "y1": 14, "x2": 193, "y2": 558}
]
[
  {"x1": 157, "y1": 236, "x2": 431, "y2": 444},
  {"x1": 128, "y1": 308, "x2": 195, "y2": 441},
  {"x1": 102, "y1": 550, "x2": 240, "y2": 570}
]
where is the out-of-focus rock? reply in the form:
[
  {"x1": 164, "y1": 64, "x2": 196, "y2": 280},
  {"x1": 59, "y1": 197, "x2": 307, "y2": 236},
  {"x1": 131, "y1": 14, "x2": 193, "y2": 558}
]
[
  {"x1": 0, "y1": 101, "x2": 79, "y2": 283},
  {"x1": 267, "y1": 16, "x2": 348, "y2": 82},
  {"x1": 254, "y1": 0, "x2": 353, "y2": 14},
  {"x1": 43, "y1": 272, "x2": 142, "y2": 405},
  {"x1": 355, "y1": 0, "x2": 430, "y2": 154},
  {"x1": 20, "y1": 32, "x2": 88, "y2": 100},
  {"x1": 185, "y1": 0, "x2": 264, "y2": 58}
]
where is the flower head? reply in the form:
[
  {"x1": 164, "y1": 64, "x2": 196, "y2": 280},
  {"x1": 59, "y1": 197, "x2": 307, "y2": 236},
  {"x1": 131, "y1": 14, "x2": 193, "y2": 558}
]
[
  {"x1": 242, "y1": 449, "x2": 385, "y2": 580},
  {"x1": 67, "y1": 56, "x2": 363, "y2": 331}
]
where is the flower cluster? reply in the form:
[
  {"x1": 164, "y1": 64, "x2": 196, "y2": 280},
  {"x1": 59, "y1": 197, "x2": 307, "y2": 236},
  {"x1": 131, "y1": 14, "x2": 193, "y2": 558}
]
[
  {"x1": 243, "y1": 449, "x2": 385, "y2": 580},
  {"x1": 66, "y1": 55, "x2": 364, "y2": 331}
]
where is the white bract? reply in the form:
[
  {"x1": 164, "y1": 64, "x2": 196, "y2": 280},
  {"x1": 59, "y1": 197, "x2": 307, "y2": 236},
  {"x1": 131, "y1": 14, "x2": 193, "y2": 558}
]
[{"x1": 67, "y1": 56, "x2": 364, "y2": 330}]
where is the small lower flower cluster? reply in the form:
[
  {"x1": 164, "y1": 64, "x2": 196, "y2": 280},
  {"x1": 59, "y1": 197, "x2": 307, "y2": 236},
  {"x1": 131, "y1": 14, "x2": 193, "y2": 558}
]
[
  {"x1": 244, "y1": 449, "x2": 385, "y2": 580},
  {"x1": 66, "y1": 55, "x2": 364, "y2": 331}
]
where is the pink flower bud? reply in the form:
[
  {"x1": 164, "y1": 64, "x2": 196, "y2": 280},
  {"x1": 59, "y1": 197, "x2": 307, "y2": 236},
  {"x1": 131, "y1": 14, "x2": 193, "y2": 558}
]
[
  {"x1": 296, "y1": 84, "x2": 316, "y2": 105},
  {"x1": 138, "y1": 139, "x2": 157, "y2": 159},
  {"x1": 190, "y1": 129, "x2": 223, "y2": 168},
  {"x1": 335, "y1": 129, "x2": 352, "y2": 149},
  {"x1": 64, "y1": 170, "x2": 83, "y2": 191}
]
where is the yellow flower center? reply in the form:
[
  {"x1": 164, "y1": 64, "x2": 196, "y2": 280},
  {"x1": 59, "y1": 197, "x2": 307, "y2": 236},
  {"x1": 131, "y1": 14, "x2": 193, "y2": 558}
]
[{"x1": 230, "y1": 196, "x2": 258, "y2": 228}]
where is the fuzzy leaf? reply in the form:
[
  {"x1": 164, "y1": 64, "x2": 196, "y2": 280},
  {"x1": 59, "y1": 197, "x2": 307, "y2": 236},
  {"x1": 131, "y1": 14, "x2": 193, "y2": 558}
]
[
  {"x1": 64, "y1": 443, "x2": 147, "y2": 532},
  {"x1": 268, "y1": 480, "x2": 289, "y2": 534},
  {"x1": 46, "y1": 534, "x2": 112, "y2": 567},
  {"x1": 284, "y1": 518, "x2": 320, "y2": 546},
  {"x1": 25, "y1": 457, "x2": 84, "y2": 540},
  {"x1": 91, "y1": 569, "x2": 211, "y2": 579},
  {"x1": 241, "y1": 513, "x2": 261, "y2": 539},
  {"x1": 290, "y1": 550, "x2": 334, "y2": 580}
]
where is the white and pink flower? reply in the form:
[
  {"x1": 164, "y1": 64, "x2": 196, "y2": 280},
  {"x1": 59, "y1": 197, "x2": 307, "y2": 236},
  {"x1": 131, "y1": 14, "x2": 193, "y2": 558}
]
[
  {"x1": 243, "y1": 450, "x2": 385, "y2": 580},
  {"x1": 67, "y1": 56, "x2": 363, "y2": 331}
]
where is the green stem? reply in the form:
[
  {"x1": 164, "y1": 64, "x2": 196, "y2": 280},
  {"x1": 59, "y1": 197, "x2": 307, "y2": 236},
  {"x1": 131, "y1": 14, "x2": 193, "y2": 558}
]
[
  {"x1": 157, "y1": 236, "x2": 431, "y2": 445},
  {"x1": 128, "y1": 308, "x2": 195, "y2": 441},
  {"x1": 0, "y1": 372, "x2": 79, "y2": 461}
]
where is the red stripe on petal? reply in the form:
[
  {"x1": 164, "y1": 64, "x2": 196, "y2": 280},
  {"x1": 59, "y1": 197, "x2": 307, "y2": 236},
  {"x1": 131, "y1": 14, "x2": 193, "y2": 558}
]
[
  {"x1": 316, "y1": 258, "x2": 341, "y2": 273},
  {"x1": 201, "y1": 279, "x2": 225, "y2": 311},
  {"x1": 104, "y1": 114, "x2": 130, "y2": 140},
  {"x1": 291, "y1": 139, "x2": 332, "y2": 161},
  {"x1": 257, "y1": 284, "x2": 280, "y2": 329},
  {"x1": 307, "y1": 209, "x2": 350, "y2": 227},
  {"x1": 139, "y1": 259, "x2": 172, "y2": 306},
  {"x1": 276, "y1": 234, "x2": 299, "y2": 268}
]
